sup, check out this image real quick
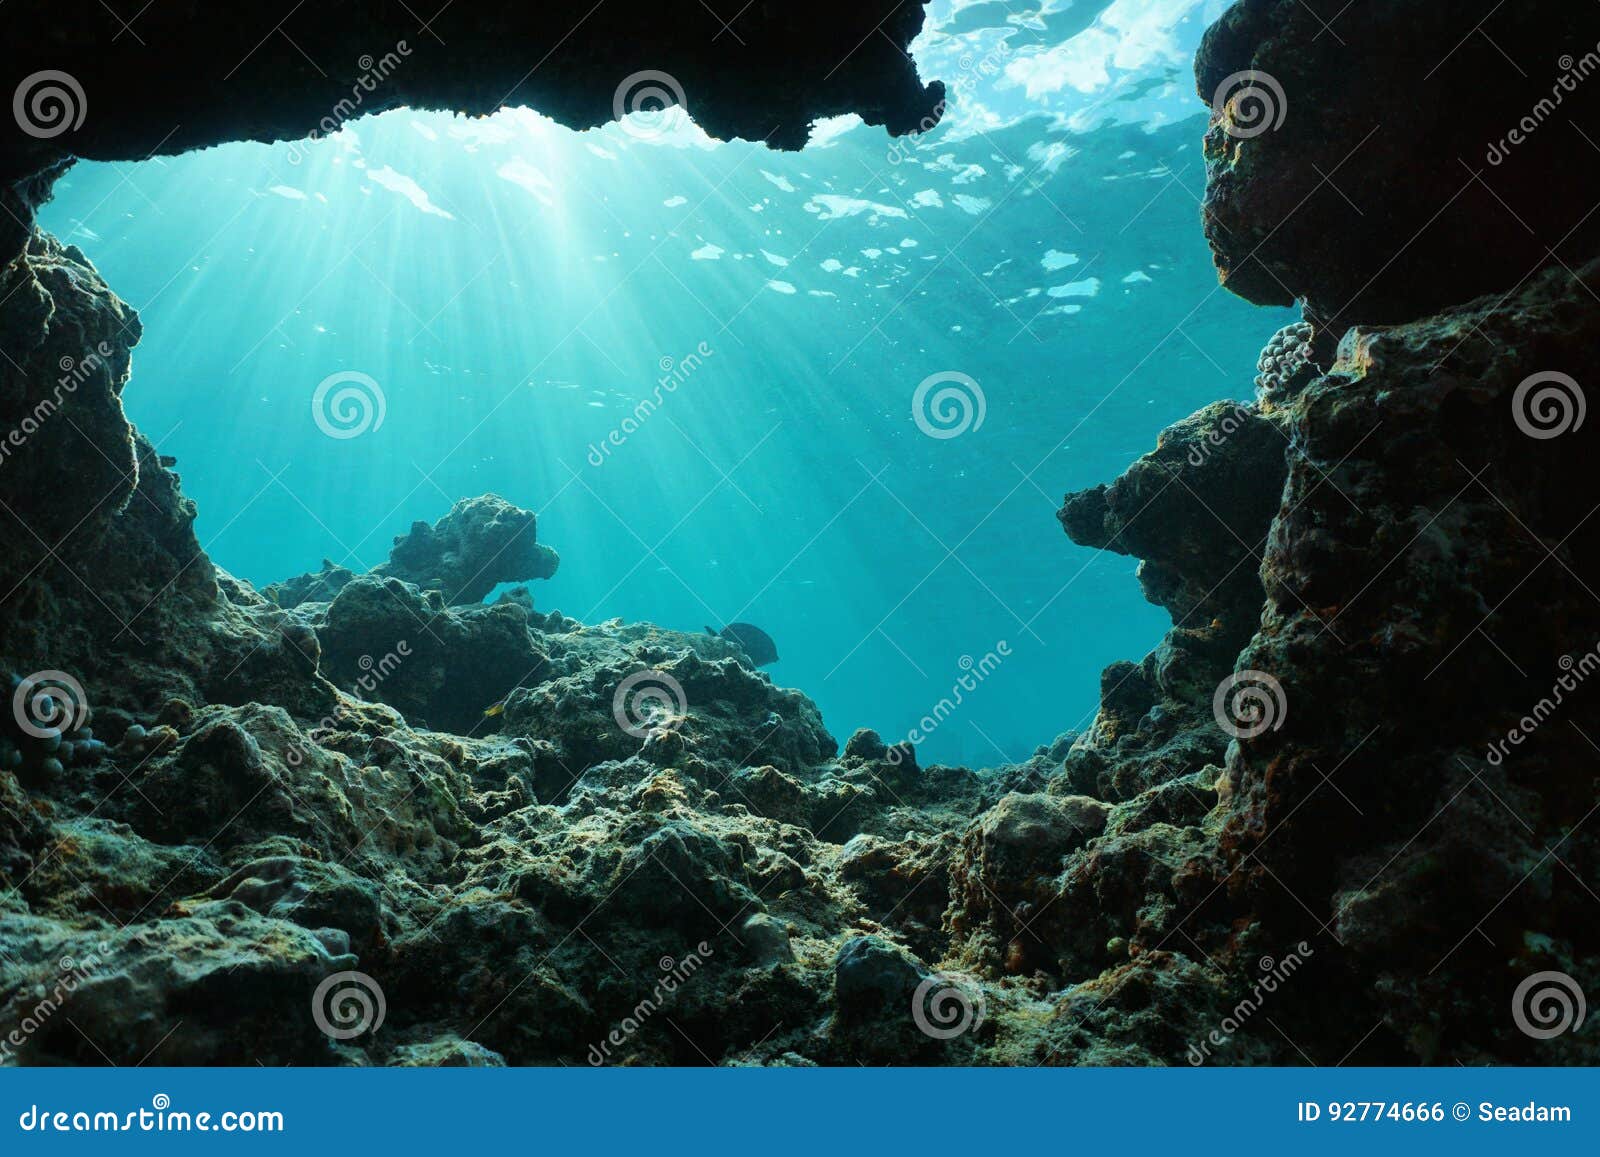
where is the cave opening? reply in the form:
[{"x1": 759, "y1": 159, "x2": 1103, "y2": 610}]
[
  {"x1": 34, "y1": 12, "x2": 1290, "y2": 766},
  {"x1": 7, "y1": 0, "x2": 1600, "y2": 1080}
]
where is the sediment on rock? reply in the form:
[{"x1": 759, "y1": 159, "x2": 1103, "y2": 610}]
[{"x1": 6, "y1": 0, "x2": 1600, "y2": 1068}]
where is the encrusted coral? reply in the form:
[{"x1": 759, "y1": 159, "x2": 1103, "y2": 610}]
[
  {"x1": 1253, "y1": 320, "x2": 1316, "y2": 403},
  {"x1": 377, "y1": 495, "x2": 559, "y2": 606},
  {"x1": 4, "y1": 0, "x2": 1600, "y2": 1070}
]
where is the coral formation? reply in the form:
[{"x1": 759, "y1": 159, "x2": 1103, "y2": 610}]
[
  {"x1": 1253, "y1": 321, "x2": 1315, "y2": 403},
  {"x1": 4, "y1": 0, "x2": 1600, "y2": 1068},
  {"x1": 1197, "y1": 0, "x2": 1600, "y2": 331},
  {"x1": 381, "y1": 495, "x2": 558, "y2": 605},
  {"x1": 267, "y1": 494, "x2": 558, "y2": 611}
]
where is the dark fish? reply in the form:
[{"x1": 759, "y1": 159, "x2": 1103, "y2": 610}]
[{"x1": 706, "y1": 622, "x2": 780, "y2": 666}]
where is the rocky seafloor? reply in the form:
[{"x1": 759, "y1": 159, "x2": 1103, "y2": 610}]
[{"x1": 3, "y1": 0, "x2": 1600, "y2": 1065}]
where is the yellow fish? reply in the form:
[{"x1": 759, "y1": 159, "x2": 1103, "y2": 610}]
[{"x1": 483, "y1": 702, "x2": 505, "y2": 718}]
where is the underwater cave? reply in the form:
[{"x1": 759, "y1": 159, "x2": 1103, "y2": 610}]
[{"x1": 2, "y1": 0, "x2": 1600, "y2": 1095}]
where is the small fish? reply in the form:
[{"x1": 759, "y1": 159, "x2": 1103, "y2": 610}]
[
  {"x1": 483, "y1": 701, "x2": 506, "y2": 718},
  {"x1": 706, "y1": 622, "x2": 780, "y2": 667}
]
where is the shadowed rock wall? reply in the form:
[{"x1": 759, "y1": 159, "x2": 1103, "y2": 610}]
[{"x1": 3, "y1": 0, "x2": 1599, "y2": 1067}]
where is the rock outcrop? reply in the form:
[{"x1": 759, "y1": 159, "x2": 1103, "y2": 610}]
[
  {"x1": 1197, "y1": 0, "x2": 1600, "y2": 332},
  {"x1": 380, "y1": 495, "x2": 559, "y2": 605},
  {"x1": 0, "y1": 570, "x2": 1006, "y2": 1063},
  {"x1": 0, "y1": 1, "x2": 973, "y2": 1067},
  {"x1": 0, "y1": 1, "x2": 944, "y2": 260},
  {"x1": 984, "y1": 0, "x2": 1600, "y2": 1065},
  {"x1": 5, "y1": 0, "x2": 1600, "y2": 1068},
  {"x1": 267, "y1": 495, "x2": 559, "y2": 611}
]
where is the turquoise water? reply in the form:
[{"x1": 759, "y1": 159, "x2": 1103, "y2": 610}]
[{"x1": 38, "y1": 0, "x2": 1291, "y2": 766}]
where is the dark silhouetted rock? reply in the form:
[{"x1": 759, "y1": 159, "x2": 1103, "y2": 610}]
[{"x1": 377, "y1": 494, "x2": 558, "y2": 606}]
